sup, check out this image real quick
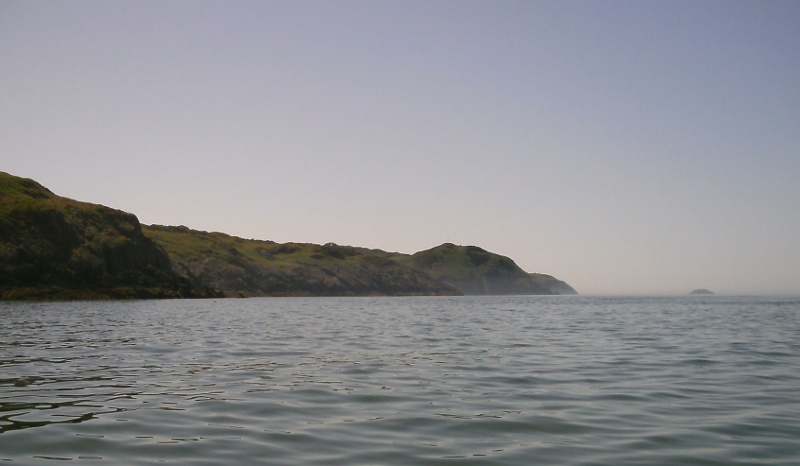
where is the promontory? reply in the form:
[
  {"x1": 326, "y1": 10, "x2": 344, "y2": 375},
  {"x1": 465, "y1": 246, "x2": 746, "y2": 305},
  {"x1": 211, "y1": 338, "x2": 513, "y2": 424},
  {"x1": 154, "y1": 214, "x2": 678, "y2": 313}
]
[{"x1": 1, "y1": 171, "x2": 577, "y2": 300}]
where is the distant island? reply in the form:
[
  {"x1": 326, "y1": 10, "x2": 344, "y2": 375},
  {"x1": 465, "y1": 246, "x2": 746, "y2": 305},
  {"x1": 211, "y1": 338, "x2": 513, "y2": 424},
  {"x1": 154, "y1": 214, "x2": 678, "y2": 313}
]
[
  {"x1": 689, "y1": 289, "x2": 715, "y2": 295},
  {"x1": 0, "y1": 171, "x2": 576, "y2": 300}
]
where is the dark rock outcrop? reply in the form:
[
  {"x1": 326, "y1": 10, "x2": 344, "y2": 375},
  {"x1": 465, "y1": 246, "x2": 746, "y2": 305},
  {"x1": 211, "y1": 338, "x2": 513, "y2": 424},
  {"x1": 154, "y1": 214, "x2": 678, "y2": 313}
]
[{"x1": 0, "y1": 172, "x2": 218, "y2": 299}]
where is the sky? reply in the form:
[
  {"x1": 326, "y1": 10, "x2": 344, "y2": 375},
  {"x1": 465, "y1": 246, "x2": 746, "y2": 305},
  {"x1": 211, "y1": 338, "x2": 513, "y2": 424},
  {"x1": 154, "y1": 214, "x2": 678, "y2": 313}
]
[{"x1": 2, "y1": 0, "x2": 799, "y2": 295}]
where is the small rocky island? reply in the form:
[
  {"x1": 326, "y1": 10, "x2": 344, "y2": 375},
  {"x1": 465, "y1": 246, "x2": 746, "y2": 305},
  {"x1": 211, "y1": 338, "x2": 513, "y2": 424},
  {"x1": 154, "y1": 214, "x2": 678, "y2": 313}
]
[{"x1": 689, "y1": 288, "x2": 715, "y2": 295}]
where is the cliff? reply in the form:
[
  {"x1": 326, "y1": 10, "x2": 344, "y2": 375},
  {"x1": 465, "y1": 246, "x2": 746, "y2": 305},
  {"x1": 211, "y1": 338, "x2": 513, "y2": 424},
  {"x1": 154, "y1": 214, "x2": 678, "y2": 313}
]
[
  {"x1": 0, "y1": 172, "x2": 218, "y2": 299},
  {"x1": 142, "y1": 225, "x2": 457, "y2": 297},
  {"x1": 1, "y1": 171, "x2": 576, "y2": 299},
  {"x1": 398, "y1": 243, "x2": 577, "y2": 295}
]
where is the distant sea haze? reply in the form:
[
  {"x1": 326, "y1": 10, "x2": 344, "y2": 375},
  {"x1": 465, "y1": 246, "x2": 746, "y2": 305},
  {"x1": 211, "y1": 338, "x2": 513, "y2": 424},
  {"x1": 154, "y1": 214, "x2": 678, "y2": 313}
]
[{"x1": 2, "y1": 295, "x2": 799, "y2": 464}]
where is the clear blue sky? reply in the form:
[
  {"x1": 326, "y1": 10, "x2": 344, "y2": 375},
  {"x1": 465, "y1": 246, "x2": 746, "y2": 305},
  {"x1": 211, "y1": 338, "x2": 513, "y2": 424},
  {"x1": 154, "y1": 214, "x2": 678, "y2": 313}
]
[{"x1": 2, "y1": 0, "x2": 799, "y2": 295}]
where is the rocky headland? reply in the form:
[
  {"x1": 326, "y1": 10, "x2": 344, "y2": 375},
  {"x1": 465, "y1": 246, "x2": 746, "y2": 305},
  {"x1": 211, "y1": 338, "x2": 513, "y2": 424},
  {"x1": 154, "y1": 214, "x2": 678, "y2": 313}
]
[
  {"x1": 1, "y1": 172, "x2": 577, "y2": 299},
  {"x1": 397, "y1": 243, "x2": 577, "y2": 295},
  {"x1": 0, "y1": 172, "x2": 218, "y2": 299}
]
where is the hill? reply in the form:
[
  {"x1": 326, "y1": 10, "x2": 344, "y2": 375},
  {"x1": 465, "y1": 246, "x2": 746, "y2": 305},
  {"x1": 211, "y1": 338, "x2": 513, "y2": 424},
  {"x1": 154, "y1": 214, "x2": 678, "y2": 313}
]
[
  {"x1": 1, "y1": 171, "x2": 576, "y2": 299},
  {"x1": 142, "y1": 225, "x2": 457, "y2": 297},
  {"x1": 397, "y1": 243, "x2": 577, "y2": 295},
  {"x1": 0, "y1": 172, "x2": 218, "y2": 299}
]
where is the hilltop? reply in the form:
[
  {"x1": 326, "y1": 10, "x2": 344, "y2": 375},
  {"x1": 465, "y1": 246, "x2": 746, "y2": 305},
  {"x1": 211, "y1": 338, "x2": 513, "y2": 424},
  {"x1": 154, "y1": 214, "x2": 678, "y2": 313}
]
[
  {"x1": 1, "y1": 171, "x2": 576, "y2": 299},
  {"x1": 0, "y1": 172, "x2": 218, "y2": 299},
  {"x1": 396, "y1": 243, "x2": 577, "y2": 295}
]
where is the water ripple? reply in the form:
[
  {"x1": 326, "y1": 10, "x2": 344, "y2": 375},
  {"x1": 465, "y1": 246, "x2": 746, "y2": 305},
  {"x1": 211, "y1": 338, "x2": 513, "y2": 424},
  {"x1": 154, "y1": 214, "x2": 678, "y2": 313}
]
[{"x1": 1, "y1": 296, "x2": 799, "y2": 464}]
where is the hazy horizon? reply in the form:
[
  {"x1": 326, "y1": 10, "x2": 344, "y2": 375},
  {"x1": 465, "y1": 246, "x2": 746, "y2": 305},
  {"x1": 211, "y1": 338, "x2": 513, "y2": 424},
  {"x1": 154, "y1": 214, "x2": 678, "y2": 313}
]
[{"x1": 2, "y1": 1, "x2": 799, "y2": 296}]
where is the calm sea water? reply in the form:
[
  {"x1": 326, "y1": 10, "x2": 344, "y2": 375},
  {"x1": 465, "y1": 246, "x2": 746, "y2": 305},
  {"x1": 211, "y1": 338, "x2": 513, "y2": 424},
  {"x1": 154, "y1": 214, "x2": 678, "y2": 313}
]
[{"x1": 1, "y1": 296, "x2": 799, "y2": 465}]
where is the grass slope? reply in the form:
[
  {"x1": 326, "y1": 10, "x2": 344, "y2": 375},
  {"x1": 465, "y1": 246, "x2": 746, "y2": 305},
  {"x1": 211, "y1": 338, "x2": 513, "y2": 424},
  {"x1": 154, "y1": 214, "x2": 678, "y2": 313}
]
[
  {"x1": 398, "y1": 243, "x2": 574, "y2": 295},
  {"x1": 143, "y1": 225, "x2": 457, "y2": 296}
]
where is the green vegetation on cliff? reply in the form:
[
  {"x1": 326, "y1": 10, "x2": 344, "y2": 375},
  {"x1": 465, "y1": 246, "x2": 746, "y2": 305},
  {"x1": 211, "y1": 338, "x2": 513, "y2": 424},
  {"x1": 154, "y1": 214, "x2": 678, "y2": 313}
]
[
  {"x1": 0, "y1": 172, "x2": 218, "y2": 300},
  {"x1": 142, "y1": 225, "x2": 457, "y2": 297},
  {"x1": 397, "y1": 243, "x2": 576, "y2": 295},
  {"x1": 143, "y1": 230, "x2": 576, "y2": 297},
  {"x1": 1, "y1": 171, "x2": 576, "y2": 299}
]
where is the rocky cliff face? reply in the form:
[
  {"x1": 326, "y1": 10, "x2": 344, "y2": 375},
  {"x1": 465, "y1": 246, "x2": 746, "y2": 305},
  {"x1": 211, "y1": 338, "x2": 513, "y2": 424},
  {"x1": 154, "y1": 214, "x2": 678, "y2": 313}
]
[{"x1": 0, "y1": 172, "x2": 217, "y2": 299}]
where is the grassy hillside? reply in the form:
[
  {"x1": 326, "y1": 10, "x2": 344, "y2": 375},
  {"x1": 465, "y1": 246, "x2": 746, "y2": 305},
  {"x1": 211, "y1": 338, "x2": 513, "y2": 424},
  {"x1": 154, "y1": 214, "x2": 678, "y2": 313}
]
[
  {"x1": 398, "y1": 243, "x2": 576, "y2": 295},
  {"x1": 0, "y1": 172, "x2": 217, "y2": 300},
  {"x1": 142, "y1": 225, "x2": 457, "y2": 296},
  {"x1": 1, "y1": 171, "x2": 576, "y2": 299}
]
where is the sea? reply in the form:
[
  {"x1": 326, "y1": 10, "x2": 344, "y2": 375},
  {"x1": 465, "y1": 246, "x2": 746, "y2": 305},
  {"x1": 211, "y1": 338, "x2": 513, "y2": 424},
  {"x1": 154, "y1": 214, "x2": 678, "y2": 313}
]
[{"x1": 1, "y1": 295, "x2": 799, "y2": 465}]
